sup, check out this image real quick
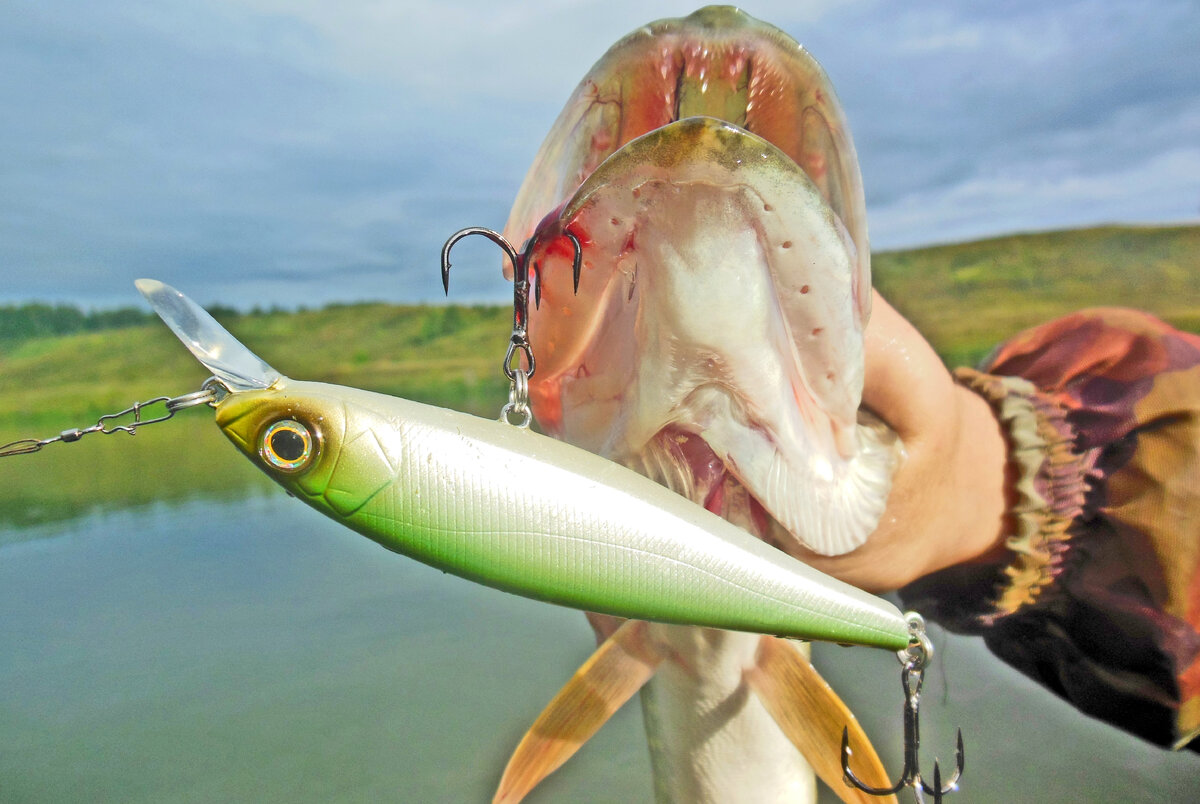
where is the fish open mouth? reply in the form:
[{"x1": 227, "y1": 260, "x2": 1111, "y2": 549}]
[
  {"x1": 505, "y1": 8, "x2": 897, "y2": 557},
  {"x1": 504, "y1": 6, "x2": 869, "y2": 294}
]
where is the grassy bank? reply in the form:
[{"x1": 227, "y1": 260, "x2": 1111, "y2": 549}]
[
  {"x1": 0, "y1": 303, "x2": 511, "y2": 430},
  {"x1": 0, "y1": 304, "x2": 510, "y2": 529}
]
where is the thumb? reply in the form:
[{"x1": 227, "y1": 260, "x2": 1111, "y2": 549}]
[{"x1": 861, "y1": 291, "x2": 957, "y2": 443}]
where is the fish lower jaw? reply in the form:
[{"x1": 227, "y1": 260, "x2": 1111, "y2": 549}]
[
  {"x1": 759, "y1": 414, "x2": 901, "y2": 557},
  {"x1": 631, "y1": 419, "x2": 901, "y2": 558}
]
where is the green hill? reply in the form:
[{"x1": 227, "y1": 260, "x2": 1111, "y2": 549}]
[
  {"x1": 873, "y1": 223, "x2": 1200, "y2": 365},
  {"x1": 0, "y1": 303, "x2": 512, "y2": 529},
  {"x1": 0, "y1": 303, "x2": 511, "y2": 431}
]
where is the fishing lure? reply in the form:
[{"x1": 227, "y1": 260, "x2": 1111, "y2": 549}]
[{"x1": 123, "y1": 278, "x2": 910, "y2": 651}]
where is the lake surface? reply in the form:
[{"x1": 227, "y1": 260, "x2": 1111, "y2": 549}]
[{"x1": 2, "y1": 494, "x2": 1197, "y2": 802}]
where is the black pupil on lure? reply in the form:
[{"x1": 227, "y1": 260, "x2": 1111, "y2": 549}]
[{"x1": 271, "y1": 429, "x2": 307, "y2": 461}]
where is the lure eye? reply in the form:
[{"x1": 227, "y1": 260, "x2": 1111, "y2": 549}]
[{"x1": 260, "y1": 419, "x2": 314, "y2": 472}]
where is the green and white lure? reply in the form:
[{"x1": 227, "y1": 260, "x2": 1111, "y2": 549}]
[{"x1": 136, "y1": 278, "x2": 910, "y2": 651}]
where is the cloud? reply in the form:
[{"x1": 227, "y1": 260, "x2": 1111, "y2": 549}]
[
  {"x1": 1, "y1": 0, "x2": 1196, "y2": 307},
  {"x1": 872, "y1": 146, "x2": 1200, "y2": 248},
  {"x1": 809, "y1": 0, "x2": 1200, "y2": 245}
]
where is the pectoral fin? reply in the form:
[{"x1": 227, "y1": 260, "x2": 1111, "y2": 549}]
[
  {"x1": 745, "y1": 636, "x2": 897, "y2": 804},
  {"x1": 493, "y1": 620, "x2": 666, "y2": 804}
]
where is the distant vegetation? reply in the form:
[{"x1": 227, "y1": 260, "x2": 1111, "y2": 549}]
[
  {"x1": 0, "y1": 303, "x2": 156, "y2": 343},
  {"x1": 0, "y1": 300, "x2": 511, "y2": 529},
  {"x1": 0, "y1": 301, "x2": 512, "y2": 427},
  {"x1": 0, "y1": 302, "x2": 307, "y2": 345}
]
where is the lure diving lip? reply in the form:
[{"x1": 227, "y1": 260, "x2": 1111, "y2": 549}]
[
  {"x1": 137, "y1": 279, "x2": 911, "y2": 651},
  {"x1": 135, "y1": 279, "x2": 280, "y2": 391}
]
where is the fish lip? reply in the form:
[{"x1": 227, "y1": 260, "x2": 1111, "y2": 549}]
[{"x1": 560, "y1": 117, "x2": 769, "y2": 225}]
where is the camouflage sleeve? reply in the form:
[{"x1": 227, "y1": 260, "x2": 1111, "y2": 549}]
[{"x1": 898, "y1": 308, "x2": 1200, "y2": 752}]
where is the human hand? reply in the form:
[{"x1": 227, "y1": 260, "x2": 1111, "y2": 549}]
[{"x1": 797, "y1": 290, "x2": 1011, "y2": 593}]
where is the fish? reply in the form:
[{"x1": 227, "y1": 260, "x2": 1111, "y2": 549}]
[
  {"x1": 136, "y1": 277, "x2": 909, "y2": 653},
  {"x1": 492, "y1": 6, "x2": 903, "y2": 803}
]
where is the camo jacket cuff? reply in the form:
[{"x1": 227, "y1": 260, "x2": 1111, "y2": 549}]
[{"x1": 898, "y1": 308, "x2": 1200, "y2": 751}]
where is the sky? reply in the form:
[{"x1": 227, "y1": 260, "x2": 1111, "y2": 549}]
[{"x1": 2, "y1": 0, "x2": 1198, "y2": 309}]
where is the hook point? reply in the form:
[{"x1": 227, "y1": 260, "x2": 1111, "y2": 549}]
[{"x1": 565, "y1": 230, "x2": 582, "y2": 294}]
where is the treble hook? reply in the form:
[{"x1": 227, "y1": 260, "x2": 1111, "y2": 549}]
[
  {"x1": 530, "y1": 229, "x2": 583, "y2": 310},
  {"x1": 440, "y1": 225, "x2": 583, "y2": 381},
  {"x1": 841, "y1": 613, "x2": 965, "y2": 803}
]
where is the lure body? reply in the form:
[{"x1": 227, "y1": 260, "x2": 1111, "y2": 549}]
[{"x1": 215, "y1": 378, "x2": 908, "y2": 651}]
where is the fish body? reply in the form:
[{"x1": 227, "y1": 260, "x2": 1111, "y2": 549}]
[
  {"x1": 492, "y1": 7, "x2": 904, "y2": 802},
  {"x1": 639, "y1": 624, "x2": 818, "y2": 802},
  {"x1": 512, "y1": 11, "x2": 894, "y2": 559},
  {"x1": 531, "y1": 117, "x2": 897, "y2": 557}
]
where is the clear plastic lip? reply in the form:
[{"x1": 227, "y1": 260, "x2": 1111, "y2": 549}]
[{"x1": 135, "y1": 279, "x2": 283, "y2": 391}]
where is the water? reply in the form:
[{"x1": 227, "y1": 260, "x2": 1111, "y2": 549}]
[
  {"x1": 0, "y1": 498, "x2": 650, "y2": 802},
  {"x1": 2, "y1": 496, "x2": 1197, "y2": 802}
]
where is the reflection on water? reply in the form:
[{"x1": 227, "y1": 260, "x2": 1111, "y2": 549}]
[
  {"x1": 2, "y1": 496, "x2": 1198, "y2": 802},
  {"x1": 0, "y1": 498, "x2": 650, "y2": 802},
  {"x1": 0, "y1": 417, "x2": 271, "y2": 535}
]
